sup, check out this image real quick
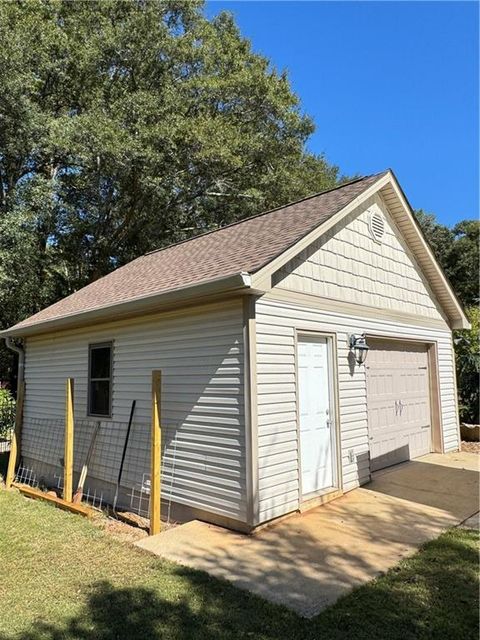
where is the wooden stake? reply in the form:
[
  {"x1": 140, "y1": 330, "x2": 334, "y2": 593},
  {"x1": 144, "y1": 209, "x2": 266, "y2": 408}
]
[
  {"x1": 150, "y1": 370, "x2": 161, "y2": 535},
  {"x1": 5, "y1": 381, "x2": 25, "y2": 489},
  {"x1": 64, "y1": 378, "x2": 74, "y2": 502},
  {"x1": 73, "y1": 421, "x2": 101, "y2": 504}
]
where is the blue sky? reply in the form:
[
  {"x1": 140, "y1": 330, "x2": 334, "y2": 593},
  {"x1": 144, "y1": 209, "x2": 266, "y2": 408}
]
[{"x1": 206, "y1": 1, "x2": 478, "y2": 226}]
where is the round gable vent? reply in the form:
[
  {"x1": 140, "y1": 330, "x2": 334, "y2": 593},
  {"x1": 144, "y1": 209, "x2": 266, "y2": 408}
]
[{"x1": 369, "y1": 210, "x2": 385, "y2": 243}]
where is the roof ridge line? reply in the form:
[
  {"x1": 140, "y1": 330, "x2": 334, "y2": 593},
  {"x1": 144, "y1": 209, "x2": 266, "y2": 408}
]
[{"x1": 143, "y1": 171, "x2": 388, "y2": 259}]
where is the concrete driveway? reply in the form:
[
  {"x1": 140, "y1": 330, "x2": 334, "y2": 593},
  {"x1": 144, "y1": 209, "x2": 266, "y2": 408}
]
[{"x1": 136, "y1": 452, "x2": 479, "y2": 617}]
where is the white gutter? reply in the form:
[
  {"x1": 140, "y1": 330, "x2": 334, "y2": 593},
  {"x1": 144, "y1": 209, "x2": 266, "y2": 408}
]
[{"x1": 0, "y1": 271, "x2": 258, "y2": 339}]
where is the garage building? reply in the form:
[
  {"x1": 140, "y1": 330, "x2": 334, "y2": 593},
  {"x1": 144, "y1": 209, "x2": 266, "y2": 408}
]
[{"x1": 1, "y1": 169, "x2": 468, "y2": 531}]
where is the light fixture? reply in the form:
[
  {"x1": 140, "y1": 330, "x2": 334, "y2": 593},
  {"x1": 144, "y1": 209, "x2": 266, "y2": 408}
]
[{"x1": 349, "y1": 333, "x2": 369, "y2": 366}]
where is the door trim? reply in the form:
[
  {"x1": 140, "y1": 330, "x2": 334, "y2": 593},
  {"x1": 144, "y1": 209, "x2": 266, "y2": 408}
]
[
  {"x1": 364, "y1": 335, "x2": 444, "y2": 474},
  {"x1": 294, "y1": 330, "x2": 342, "y2": 503},
  {"x1": 427, "y1": 341, "x2": 444, "y2": 453}
]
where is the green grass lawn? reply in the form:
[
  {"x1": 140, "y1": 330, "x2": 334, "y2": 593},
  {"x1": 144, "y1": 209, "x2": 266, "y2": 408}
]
[{"x1": 0, "y1": 488, "x2": 478, "y2": 640}]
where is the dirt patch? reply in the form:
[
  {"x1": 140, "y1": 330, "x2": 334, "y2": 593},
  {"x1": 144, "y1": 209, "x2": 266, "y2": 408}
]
[
  {"x1": 461, "y1": 441, "x2": 480, "y2": 455},
  {"x1": 93, "y1": 513, "x2": 149, "y2": 543},
  {"x1": 92, "y1": 510, "x2": 178, "y2": 544}
]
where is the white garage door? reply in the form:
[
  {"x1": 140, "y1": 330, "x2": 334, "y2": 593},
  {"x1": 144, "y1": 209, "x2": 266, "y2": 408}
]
[{"x1": 366, "y1": 340, "x2": 431, "y2": 472}]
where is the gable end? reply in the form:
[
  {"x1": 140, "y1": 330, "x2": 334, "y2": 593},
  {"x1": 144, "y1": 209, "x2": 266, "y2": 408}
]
[{"x1": 272, "y1": 193, "x2": 449, "y2": 323}]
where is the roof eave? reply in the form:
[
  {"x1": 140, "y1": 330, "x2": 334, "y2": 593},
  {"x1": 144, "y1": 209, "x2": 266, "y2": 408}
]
[
  {"x1": 451, "y1": 317, "x2": 471, "y2": 331},
  {"x1": 1, "y1": 272, "x2": 257, "y2": 339},
  {"x1": 384, "y1": 171, "x2": 470, "y2": 330}
]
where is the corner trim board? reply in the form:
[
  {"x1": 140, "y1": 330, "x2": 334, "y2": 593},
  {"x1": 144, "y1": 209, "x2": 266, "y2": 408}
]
[{"x1": 243, "y1": 296, "x2": 259, "y2": 527}]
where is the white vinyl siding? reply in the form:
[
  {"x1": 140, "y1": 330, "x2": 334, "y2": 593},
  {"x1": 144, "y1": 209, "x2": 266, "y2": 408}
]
[
  {"x1": 22, "y1": 300, "x2": 247, "y2": 522},
  {"x1": 273, "y1": 194, "x2": 447, "y2": 323},
  {"x1": 254, "y1": 194, "x2": 460, "y2": 524},
  {"x1": 255, "y1": 298, "x2": 459, "y2": 524}
]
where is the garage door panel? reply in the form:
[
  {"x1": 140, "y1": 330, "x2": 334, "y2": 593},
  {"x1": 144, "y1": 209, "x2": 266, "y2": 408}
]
[
  {"x1": 400, "y1": 398, "x2": 430, "y2": 429},
  {"x1": 367, "y1": 399, "x2": 395, "y2": 433},
  {"x1": 406, "y1": 427, "x2": 431, "y2": 460},
  {"x1": 368, "y1": 371, "x2": 395, "y2": 396},
  {"x1": 370, "y1": 439, "x2": 411, "y2": 471},
  {"x1": 366, "y1": 340, "x2": 431, "y2": 472}
]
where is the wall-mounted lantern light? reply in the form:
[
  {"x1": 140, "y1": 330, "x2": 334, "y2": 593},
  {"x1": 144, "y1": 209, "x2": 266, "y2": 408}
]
[{"x1": 349, "y1": 333, "x2": 369, "y2": 366}]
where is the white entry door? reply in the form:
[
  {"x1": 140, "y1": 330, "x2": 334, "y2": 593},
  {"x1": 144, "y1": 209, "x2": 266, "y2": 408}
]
[{"x1": 298, "y1": 336, "x2": 335, "y2": 496}]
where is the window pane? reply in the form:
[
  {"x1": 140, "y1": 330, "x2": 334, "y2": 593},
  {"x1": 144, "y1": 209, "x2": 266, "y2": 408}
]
[
  {"x1": 90, "y1": 346, "x2": 111, "y2": 379},
  {"x1": 89, "y1": 380, "x2": 110, "y2": 416}
]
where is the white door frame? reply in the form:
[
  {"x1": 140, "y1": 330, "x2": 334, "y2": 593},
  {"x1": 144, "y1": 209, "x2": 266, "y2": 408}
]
[{"x1": 295, "y1": 330, "x2": 342, "y2": 501}]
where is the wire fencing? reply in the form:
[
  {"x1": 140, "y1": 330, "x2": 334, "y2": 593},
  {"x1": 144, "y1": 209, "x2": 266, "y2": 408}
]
[{"x1": 17, "y1": 415, "x2": 183, "y2": 519}]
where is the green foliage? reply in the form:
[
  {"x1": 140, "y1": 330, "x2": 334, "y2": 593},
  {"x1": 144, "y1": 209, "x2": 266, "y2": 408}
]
[
  {"x1": 415, "y1": 211, "x2": 479, "y2": 424},
  {"x1": 415, "y1": 210, "x2": 479, "y2": 307},
  {"x1": 0, "y1": 387, "x2": 15, "y2": 439},
  {"x1": 448, "y1": 220, "x2": 480, "y2": 308},
  {"x1": 0, "y1": 0, "x2": 340, "y2": 381},
  {"x1": 414, "y1": 210, "x2": 455, "y2": 273},
  {"x1": 454, "y1": 307, "x2": 480, "y2": 425},
  {"x1": 0, "y1": 0, "x2": 338, "y2": 282}
]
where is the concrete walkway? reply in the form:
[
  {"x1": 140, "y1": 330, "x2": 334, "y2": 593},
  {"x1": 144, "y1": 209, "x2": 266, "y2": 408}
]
[{"x1": 136, "y1": 452, "x2": 479, "y2": 617}]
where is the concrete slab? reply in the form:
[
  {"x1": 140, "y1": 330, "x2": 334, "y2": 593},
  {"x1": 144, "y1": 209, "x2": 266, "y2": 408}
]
[{"x1": 136, "y1": 452, "x2": 480, "y2": 617}]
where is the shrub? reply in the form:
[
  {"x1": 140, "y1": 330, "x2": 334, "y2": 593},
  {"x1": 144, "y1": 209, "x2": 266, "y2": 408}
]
[
  {"x1": 454, "y1": 306, "x2": 480, "y2": 425},
  {"x1": 0, "y1": 387, "x2": 15, "y2": 439}
]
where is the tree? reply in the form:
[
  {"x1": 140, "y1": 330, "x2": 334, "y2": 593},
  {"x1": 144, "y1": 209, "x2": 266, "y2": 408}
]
[
  {"x1": 454, "y1": 306, "x2": 480, "y2": 425},
  {"x1": 415, "y1": 210, "x2": 479, "y2": 308},
  {"x1": 0, "y1": 0, "x2": 340, "y2": 382},
  {"x1": 414, "y1": 209, "x2": 455, "y2": 273},
  {"x1": 448, "y1": 220, "x2": 480, "y2": 307},
  {"x1": 0, "y1": 0, "x2": 339, "y2": 287},
  {"x1": 415, "y1": 210, "x2": 479, "y2": 425}
]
